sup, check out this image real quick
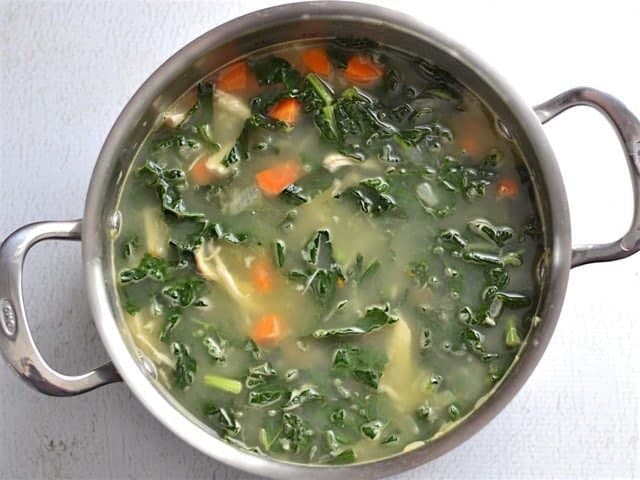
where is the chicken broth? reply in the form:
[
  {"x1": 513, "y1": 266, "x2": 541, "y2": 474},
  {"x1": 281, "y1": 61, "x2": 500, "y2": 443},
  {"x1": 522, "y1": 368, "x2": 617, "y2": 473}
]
[{"x1": 113, "y1": 39, "x2": 542, "y2": 464}]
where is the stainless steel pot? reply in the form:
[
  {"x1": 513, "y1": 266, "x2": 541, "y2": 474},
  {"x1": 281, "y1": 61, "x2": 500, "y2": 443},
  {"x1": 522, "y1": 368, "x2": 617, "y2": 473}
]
[{"x1": 1, "y1": 2, "x2": 639, "y2": 478}]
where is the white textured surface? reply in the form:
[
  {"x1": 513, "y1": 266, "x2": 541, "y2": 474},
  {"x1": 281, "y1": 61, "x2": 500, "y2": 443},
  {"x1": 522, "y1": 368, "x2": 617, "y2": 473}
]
[{"x1": 1, "y1": 1, "x2": 639, "y2": 478}]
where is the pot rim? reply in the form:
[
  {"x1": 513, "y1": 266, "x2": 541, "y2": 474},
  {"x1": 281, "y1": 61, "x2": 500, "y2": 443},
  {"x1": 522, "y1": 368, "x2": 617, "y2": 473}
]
[{"x1": 82, "y1": 2, "x2": 571, "y2": 478}]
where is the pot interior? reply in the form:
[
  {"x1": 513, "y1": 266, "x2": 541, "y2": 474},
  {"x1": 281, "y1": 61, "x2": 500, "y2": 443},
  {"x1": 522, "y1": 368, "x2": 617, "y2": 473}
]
[{"x1": 85, "y1": 3, "x2": 571, "y2": 477}]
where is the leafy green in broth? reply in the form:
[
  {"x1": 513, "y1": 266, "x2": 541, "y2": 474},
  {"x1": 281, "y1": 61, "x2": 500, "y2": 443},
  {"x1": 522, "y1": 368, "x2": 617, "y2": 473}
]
[{"x1": 112, "y1": 39, "x2": 542, "y2": 465}]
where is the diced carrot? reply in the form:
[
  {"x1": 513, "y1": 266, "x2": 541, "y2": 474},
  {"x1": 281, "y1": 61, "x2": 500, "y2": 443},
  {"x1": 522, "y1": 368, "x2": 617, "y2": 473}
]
[
  {"x1": 267, "y1": 98, "x2": 302, "y2": 124},
  {"x1": 459, "y1": 135, "x2": 482, "y2": 158},
  {"x1": 251, "y1": 258, "x2": 274, "y2": 294},
  {"x1": 216, "y1": 62, "x2": 249, "y2": 92},
  {"x1": 256, "y1": 161, "x2": 302, "y2": 196},
  {"x1": 251, "y1": 314, "x2": 285, "y2": 345},
  {"x1": 301, "y1": 47, "x2": 332, "y2": 76},
  {"x1": 336, "y1": 277, "x2": 345, "y2": 288},
  {"x1": 497, "y1": 178, "x2": 519, "y2": 198},
  {"x1": 189, "y1": 157, "x2": 216, "y2": 186},
  {"x1": 344, "y1": 54, "x2": 383, "y2": 84}
]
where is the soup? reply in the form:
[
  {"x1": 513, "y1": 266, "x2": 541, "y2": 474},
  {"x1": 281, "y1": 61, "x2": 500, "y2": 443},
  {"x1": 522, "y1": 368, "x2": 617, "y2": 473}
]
[{"x1": 112, "y1": 39, "x2": 542, "y2": 465}]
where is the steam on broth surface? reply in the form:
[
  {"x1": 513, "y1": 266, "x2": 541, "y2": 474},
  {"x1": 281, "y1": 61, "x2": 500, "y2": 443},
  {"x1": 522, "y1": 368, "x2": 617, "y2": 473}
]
[{"x1": 113, "y1": 39, "x2": 542, "y2": 464}]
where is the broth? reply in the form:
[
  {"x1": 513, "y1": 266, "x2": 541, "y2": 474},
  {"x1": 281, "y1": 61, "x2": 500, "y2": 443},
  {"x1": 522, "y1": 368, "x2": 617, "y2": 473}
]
[{"x1": 112, "y1": 39, "x2": 542, "y2": 464}]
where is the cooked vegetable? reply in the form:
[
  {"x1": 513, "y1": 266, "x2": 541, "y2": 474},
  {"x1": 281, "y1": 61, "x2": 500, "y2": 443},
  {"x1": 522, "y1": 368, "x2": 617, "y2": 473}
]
[
  {"x1": 496, "y1": 178, "x2": 519, "y2": 198},
  {"x1": 114, "y1": 39, "x2": 542, "y2": 465},
  {"x1": 216, "y1": 61, "x2": 250, "y2": 92},
  {"x1": 256, "y1": 161, "x2": 302, "y2": 196},
  {"x1": 344, "y1": 54, "x2": 383, "y2": 83},
  {"x1": 251, "y1": 258, "x2": 275, "y2": 294},
  {"x1": 252, "y1": 314, "x2": 286, "y2": 345},
  {"x1": 301, "y1": 47, "x2": 332, "y2": 76},
  {"x1": 267, "y1": 98, "x2": 302, "y2": 125}
]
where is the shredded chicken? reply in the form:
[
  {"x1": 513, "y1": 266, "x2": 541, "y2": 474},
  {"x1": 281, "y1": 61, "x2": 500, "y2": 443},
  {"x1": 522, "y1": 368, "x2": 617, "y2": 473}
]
[
  {"x1": 194, "y1": 240, "x2": 257, "y2": 317},
  {"x1": 379, "y1": 317, "x2": 426, "y2": 413},
  {"x1": 143, "y1": 207, "x2": 168, "y2": 257},
  {"x1": 163, "y1": 88, "x2": 198, "y2": 128},
  {"x1": 322, "y1": 153, "x2": 382, "y2": 174}
]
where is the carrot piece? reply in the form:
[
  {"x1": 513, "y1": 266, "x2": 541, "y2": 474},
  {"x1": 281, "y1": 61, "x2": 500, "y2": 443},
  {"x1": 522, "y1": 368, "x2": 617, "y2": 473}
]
[
  {"x1": 497, "y1": 178, "x2": 519, "y2": 198},
  {"x1": 251, "y1": 258, "x2": 274, "y2": 294},
  {"x1": 336, "y1": 277, "x2": 345, "y2": 289},
  {"x1": 256, "y1": 161, "x2": 302, "y2": 196},
  {"x1": 189, "y1": 157, "x2": 216, "y2": 186},
  {"x1": 216, "y1": 62, "x2": 249, "y2": 92},
  {"x1": 301, "y1": 47, "x2": 332, "y2": 76},
  {"x1": 267, "y1": 98, "x2": 302, "y2": 124},
  {"x1": 251, "y1": 314, "x2": 285, "y2": 345},
  {"x1": 344, "y1": 54, "x2": 383, "y2": 84},
  {"x1": 459, "y1": 135, "x2": 483, "y2": 158}
]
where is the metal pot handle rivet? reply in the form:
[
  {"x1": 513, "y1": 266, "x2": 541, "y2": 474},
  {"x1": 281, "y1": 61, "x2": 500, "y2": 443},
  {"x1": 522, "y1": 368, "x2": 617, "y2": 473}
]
[
  {"x1": 535, "y1": 87, "x2": 640, "y2": 268},
  {"x1": 0, "y1": 220, "x2": 121, "y2": 396}
]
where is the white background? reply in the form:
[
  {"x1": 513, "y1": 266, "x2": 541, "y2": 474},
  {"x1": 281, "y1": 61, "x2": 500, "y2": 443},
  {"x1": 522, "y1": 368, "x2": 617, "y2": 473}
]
[{"x1": 1, "y1": 1, "x2": 638, "y2": 479}]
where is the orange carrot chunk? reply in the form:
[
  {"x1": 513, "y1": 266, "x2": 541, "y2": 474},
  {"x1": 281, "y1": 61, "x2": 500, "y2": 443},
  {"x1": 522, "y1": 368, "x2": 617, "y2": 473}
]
[
  {"x1": 344, "y1": 54, "x2": 383, "y2": 84},
  {"x1": 301, "y1": 47, "x2": 332, "y2": 76},
  {"x1": 216, "y1": 62, "x2": 249, "y2": 92},
  {"x1": 251, "y1": 314, "x2": 285, "y2": 345},
  {"x1": 189, "y1": 157, "x2": 216, "y2": 186},
  {"x1": 267, "y1": 98, "x2": 302, "y2": 124},
  {"x1": 251, "y1": 258, "x2": 274, "y2": 294},
  {"x1": 256, "y1": 161, "x2": 302, "y2": 196},
  {"x1": 459, "y1": 135, "x2": 482, "y2": 158},
  {"x1": 497, "y1": 178, "x2": 519, "y2": 198}
]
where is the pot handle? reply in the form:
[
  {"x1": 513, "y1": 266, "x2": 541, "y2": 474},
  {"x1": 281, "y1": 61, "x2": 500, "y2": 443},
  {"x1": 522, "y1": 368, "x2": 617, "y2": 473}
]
[
  {"x1": 534, "y1": 87, "x2": 640, "y2": 268},
  {"x1": 0, "y1": 220, "x2": 121, "y2": 396}
]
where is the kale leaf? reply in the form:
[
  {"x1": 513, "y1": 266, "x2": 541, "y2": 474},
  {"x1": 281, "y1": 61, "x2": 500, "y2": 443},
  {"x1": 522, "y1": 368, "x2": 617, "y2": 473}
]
[{"x1": 312, "y1": 303, "x2": 398, "y2": 338}]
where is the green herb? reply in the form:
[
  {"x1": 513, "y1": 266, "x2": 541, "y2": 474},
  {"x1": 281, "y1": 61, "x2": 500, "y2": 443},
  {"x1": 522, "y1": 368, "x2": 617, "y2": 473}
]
[
  {"x1": 119, "y1": 253, "x2": 170, "y2": 284},
  {"x1": 151, "y1": 134, "x2": 199, "y2": 151},
  {"x1": 290, "y1": 230, "x2": 345, "y2": 306},
  {"x1": 248, "y1": 387, "x2": 284, "y2": 407},
  {"x1": 496, "y1": 291, "x2": 531, "y2": 307},
  {"x1": 244, "y1": 339, "x2": 263, "y2": 361},
  {"x1": 467, "y1": 218, "x2": 514, "y2": 247},
  {"x1": 203, "y1": 403, "x2": 241, "y2": 436},
  {"x1": 171, "y1": 342, "x2": 197, "y2": 389},
  {"x1": 280, "y1": 184, "x2": 309, "y2": 205},
  {"x1": 360, "y1": 420, "x2": 384, "y2": 440},
  {"x1": 381, "y1": 434, "x2": 399, "y2": 444},
  {"x1": 462, "y1": 249, "x2": 503, "y2": 267},
  {"x1": 417, "y1": 402, "x2": 433, "y2": 420},
  {"x1": 313, "y1": 303, "x2": 398, "y2": 338},
  {"x1": 162, "y1": 277, "x2": 204, "y2": 307},
  {"x1": 203, "y1": 333, "x2": 227, "y2": 362},
  {"x1": 330, "y1": 408, "x2": 346, "y2": 427},
  {"x1": 170, "y1": 220, "x2": 248, "y2": 252},
  {"x1": 342, "y1": 183, "x2": 397, "y2": 216},
  {"x1": 121, "y1": 289, "x2": 140, "y2": 315},
  {"x1": 251, "y1": 56, "x2": 302, "y2": 90},
  {"x1": 204, "y1": 374, "x2": 243, "y2": 394},
  {"x1": 332, "y1": 345, "x2": 387, "y2": 389},
  {"x1": 245, "y1": 361, "x2": 277, "y2": 389},
  {"x1": 159, "y1": 308, "x2": 181, "y2": 342},
  {"x1": 281, "y1": 412, "x2": 314, "y2": 453},
  {"x1": 447, "y1": 404, "x2": 461, "y2": 421},
  {"x1": 139, "y1": 160, "x2": 203, "y2": 218},
  {"x1": 282, "y1": 386, "x2": 323, "y2": 411},
  {"x1": 274, "y1": 240, "x2": 286, "y2": 268}
]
